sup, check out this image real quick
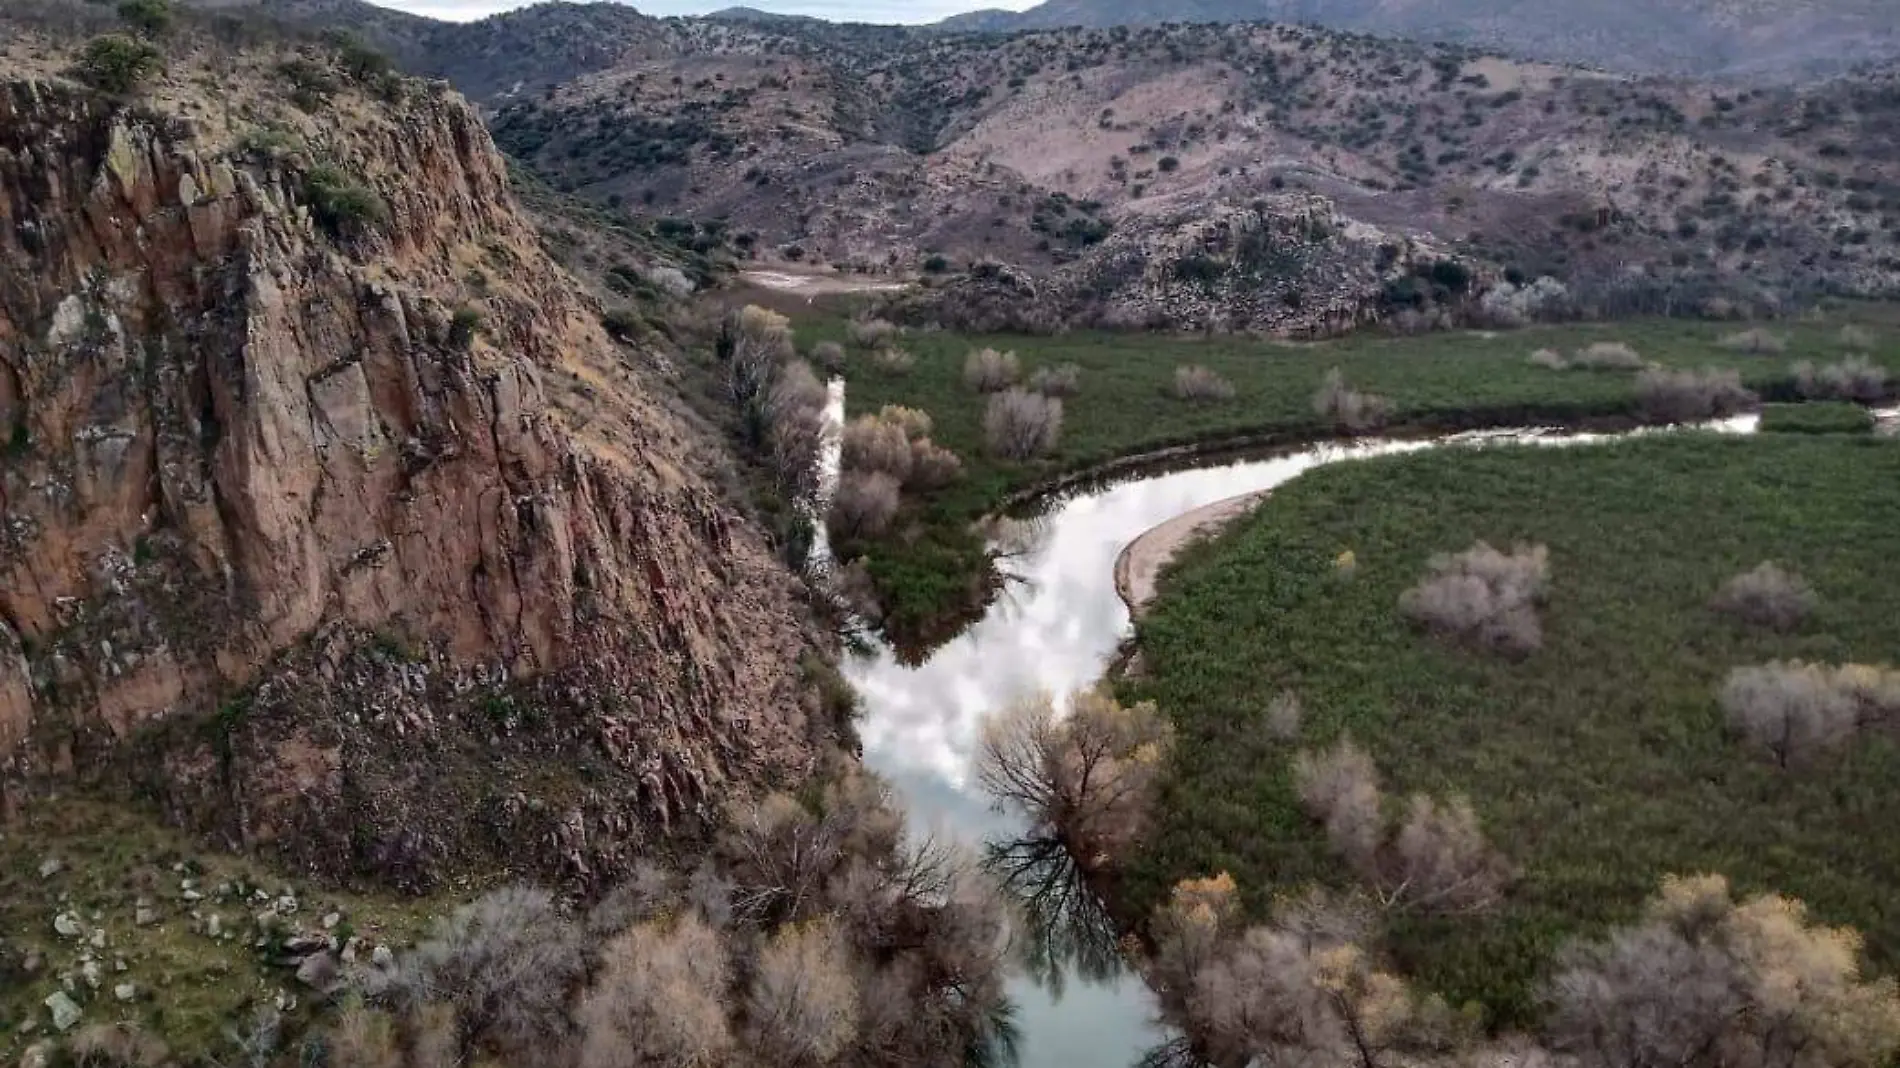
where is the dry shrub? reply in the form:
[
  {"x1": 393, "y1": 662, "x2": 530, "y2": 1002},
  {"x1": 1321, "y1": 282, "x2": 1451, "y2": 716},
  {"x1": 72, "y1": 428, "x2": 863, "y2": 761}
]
[
  {"x1": 984, "y1": 388, "x2": 1061, "y2": 460},
  {"x1": 1029, "y1": 362, "x2": 1083, "y2": 397},
  {"x1": 828, "y1": 471, "x2": 901, "y2": 540},
  {"x1": 763, "y1": 360, "x2": 829, "y2": 498},
  {"x1": 577, "y1": 915, "x2": 733, "y2": 1068},
  {"x1": 323, "y1": 1003, "x2": 403, "y2": 1068},
  {"x1": 869, "y1": 347, "x2": 914, "y2": 374},
  {"x1": 1636, "y1": 366, "x2": 1757, "y2": 423},
  {"x1": 846, "y1": 317, "x2": 899, "y2": 349},
  {"x1": 1399, "y1": 541, "x2": 1550, "y2": 656},
  {"x1": 70, "y1": 1023, "x2": 171, "y2": 1067},
  {"x1": 876, "y1": 405, "x2": 932, "y2": 441},
  {"x1": 1294, "y1": 739, "x2": 1510, "y2": 915},
  {"x1": 811, "y1": 339, "x2": 846, "y2": 373},
  {"x1": 1718, "y1": 661, "x2": 1900, "y2": 768},
  {"x1": 1571, "y1": 341, "x2": 1646, "y2": 371},
  {"x1": 1710, "y1": 562, "x2": 1816, "y2": 631},
  {"x1": 976, "y1": 688, "x2": 1174, "y2": 866},
  {"x1": 747, "y1": 919, "x2": 861, "y2": 1064},
  {"x1": 1173, "y1": 364, "x2": 1236, "y2": 402},
  {"x1": 1794, "y1": 356, "x2": 1889, "y2": 403},
  {"x1": 1840, "y1": 324, "x2": 1876, "y2": 349},
  {"x1": 1148, "y1": 876, "x2": 1466, "y2": 1068},
  {"x1": 1313, "y1": 367, "x2": 1391, "y2": 432},
  {"x1": 1719, "y1": 327, "x2": 1787, "y2": 354},
  {"x1": 379, "y1": 885, "x2": 585, "y2": 1061},
  {"x1": 964, "y1": 347, "x2": 1022, "y2": 392},
  {"x1": 1548, "y1": 874, "x2": 1900, "y2": 1068},
  {"x1": 906, "y1": 439, "x2": 964, "y2": 491},
  {"x1": 840, "y1": 415, "x2": 914, "y2": 483},
  {"x1": 723, "y1": 305, "x2": 795, "y2": 407},
  {"x1": 1527, "y1": 348, "x2": 1569, "y2": 371}
]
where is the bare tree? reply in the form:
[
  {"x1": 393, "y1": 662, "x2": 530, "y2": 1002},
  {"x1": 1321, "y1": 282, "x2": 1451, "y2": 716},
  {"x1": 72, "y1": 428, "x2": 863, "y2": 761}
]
[
  {"x1": 1388, "y1": 794, "x2": 1512, "y2": 914},
  {"x1": 965, "y1": 347, "x2": 1023, "y2": 392},
  {"x1": 1710, "y1": 562, "x2": 1816, "y2": 632},
  {"x1": 1548, "y1": 874, "x2": 1900, "y2": 1068},
  {"x1": 747, "y1": 919, "x2": 862, "y2": 1065},
  {"x1": 578, "y1": 915, "x2": 734, "y2": 1068},
  {"x1": 984, "y1": 389, "x2": 1062, "y2": 460},
  {"x1": 1720, "y1": 662, "x2": 1861, "y2": 768},
  {"x1": 1294, "y1": 738, "x2": 1385, "y2": 879},
  {"x1": 723, "y1": 305, "x2": 796, "y2": 407},
  {"x1": 975, "y1": 688, "x2": 1174, "y2": 868},
  {"x1": 1399, "y1": 541, "x2": 1550, "y2": 656},
  {"x1": 828, "y1": 471, "x2": 901, "y2": 540},
  {"x1": 377, "y1": 885, "x2": 585, "y2": 1061},
  {"x1": 764, "y1": 360, "x2": 830, "y2": 498}
]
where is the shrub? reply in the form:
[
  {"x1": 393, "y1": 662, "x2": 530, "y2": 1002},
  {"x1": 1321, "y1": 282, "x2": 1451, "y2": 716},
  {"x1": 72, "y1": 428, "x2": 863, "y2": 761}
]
[
  {"x1": 1173, "y1": 365, "x2": 1236, "y2": 402},
  {"x1": 117, "y1": 0, "x2": 172, "y2": 36},
  {"x1": 448, "y1": 307, "x2": 483, "y2": 352},
  {"x1": 303, "y1": 165, "x2": 388, "y2": 239},
  {"x1": 577, "y1": 915, "x2": 733, "y2": 1068},
  {"x1": 1388, "y1": 793, "x2": 1511, "y2": 914},
  {"x1": 811, "y1": 339, "x2": 846, "y2": 373},
  {"x1": 846, "y1": 317, "x2": 899, "y2": 349},
  {"x1": 721, "y1": 305, "x2": 795, "y2": 407},
  {"x1": 1265, "y1": 690, "x2": 1302, "y2": 741},
  {"x1": 976, "y1": 688, "x2": 1174, "y2": 865},
  {"x1": 1547, "y1": 874, "x2": 1900, "y2": 1068},
  {"x1": 763, "y1": 360, "x2": 829, "y2": 498},
  {"x1": 1313, "y1": 367, "x2": 1391, "y2": 432},
  {"x1": 906, "y1": 439, "x2": 964, "y2": 491},
  {"x1": 1571, "y1": 341, "x2": 1646, "y2": 371},
  {"x1": 1718, "y1": 327, "x2": 1786, "y2": 354},
  {"x1": 1527, "y1": 348, "x2": 1568, "y2": 371},
  {"x1": 1793, "y1": 356, "x2": 1889, "y2": 403},
  {"x1": 1028, "y1": 362, "x2": 1082, "y2": 397},
  {"x1": 964, "y1": 347, "x2": 1022, "y2": 393},
  {"x1": 1399, "y1": 541, "x2": 1550, "y2": 656},
  {"x1": 1840, "y1": 324, "x2": 1875, "y2": 348},
  {"x1": 1710, "y1": 562, "x2": 1816, "y2": 631},
  {"x1": 746, "y1": 919, "x2": 860, "y2": 1064},
  {"x1": 1720, "y1": 662, "x2": 1867, "y2": 768},
  {"x1": 1759, "y1": 402, "x2": 1876, "y2": 435},
  {"x1": 70, "y1": 1022, "x2": 171, "y2": 1067},
  {"x1": 828, "y1": 471, "x2": 901, "y2": 540},
  {"x1": 983, "y1": 389, "x2": 1061, "y2": 460},
  {"x1": 1634, "y1": 366, "x2": 1756, "y2": 424},
  {"x1": 869, "y1": 347, "x2": 915, "y2": 375},
  {"x1": 1292, "y1": 738, "x2": 1383, "y2": 877},
  {"x1": 841, "y1": 415, "x2": 915, "y2": 483},
  {"x1": 74, "y1": 35, "x2": 163, "y2": 95},
  {"x1": 378, "y1": 885, "x2": 585, "y2": 1060}
]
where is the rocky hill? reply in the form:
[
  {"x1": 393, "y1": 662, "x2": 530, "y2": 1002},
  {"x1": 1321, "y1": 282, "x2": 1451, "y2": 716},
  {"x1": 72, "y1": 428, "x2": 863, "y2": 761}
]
[
  {"x1": 0, "y1": 8, "x2": 824, "y2": 891},
  {"x1": 939, "y1": 0, "x2": 1900, "y2": 80},
  {"x1": 460, "y1": 10, "x2": 1900, "y2": 333}
]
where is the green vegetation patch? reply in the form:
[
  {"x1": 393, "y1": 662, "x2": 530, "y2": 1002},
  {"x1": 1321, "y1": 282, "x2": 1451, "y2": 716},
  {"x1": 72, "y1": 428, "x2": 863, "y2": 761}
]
[
  {"x1": 812, "y1": 314, "x2": 1898, "y2": 648},
  {"x1": 1759, "y1": 400, "x2": 1876, "y2": 435},
  {"x1": 1122, "y1": 434, "x2": 1900, "y2": 1028}
]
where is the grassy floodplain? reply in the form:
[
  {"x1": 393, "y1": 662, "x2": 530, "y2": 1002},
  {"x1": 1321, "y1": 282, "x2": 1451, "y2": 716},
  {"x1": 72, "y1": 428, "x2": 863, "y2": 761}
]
[
  {"x1": 803, "y1": 310, "x2": 1900, "y2": 647},
  {"x1": 1119, "y1": 432, "x2": 1900, "y2": 1029}
]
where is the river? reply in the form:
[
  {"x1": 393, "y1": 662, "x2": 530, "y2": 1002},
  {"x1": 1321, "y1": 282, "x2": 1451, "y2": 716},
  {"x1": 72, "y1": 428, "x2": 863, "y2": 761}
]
[{"x1": 819, "y1": 384, "x2": 1780, "y2": 1067}]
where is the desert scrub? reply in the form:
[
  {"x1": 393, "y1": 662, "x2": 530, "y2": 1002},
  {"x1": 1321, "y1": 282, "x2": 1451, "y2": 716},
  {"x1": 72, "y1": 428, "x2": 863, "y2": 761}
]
[
  {"x1": 73, "y1": 34, "x2": 164, "y2": 94},
  {"x1": 1123, "y1": 433, "x2": 1900, "y2": 1028},
  {"x1": 1759, "y1": 401, "x2": 1875, "y2": 435},
  {"x1": 303, "y1": 165, "x2": 388, "y2": 239}
]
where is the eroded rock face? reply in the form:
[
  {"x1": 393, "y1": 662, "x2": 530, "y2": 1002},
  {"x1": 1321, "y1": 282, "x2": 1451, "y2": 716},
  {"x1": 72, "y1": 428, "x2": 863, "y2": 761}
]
[{"x1": 0, "y1": 66, "x2": 816, "y2": 889}]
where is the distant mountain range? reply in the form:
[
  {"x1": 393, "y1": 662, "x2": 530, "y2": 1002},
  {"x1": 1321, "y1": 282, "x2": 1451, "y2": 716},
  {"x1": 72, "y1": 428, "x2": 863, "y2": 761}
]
[{"x1": 937, "y1": 0, "x2": 1900, "y2": 79}]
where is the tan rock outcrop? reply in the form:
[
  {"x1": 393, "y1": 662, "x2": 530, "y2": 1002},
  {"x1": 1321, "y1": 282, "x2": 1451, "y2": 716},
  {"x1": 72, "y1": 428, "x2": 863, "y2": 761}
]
[{"x1": 0, "y1": 45, "x2": 817, "y2": 887}]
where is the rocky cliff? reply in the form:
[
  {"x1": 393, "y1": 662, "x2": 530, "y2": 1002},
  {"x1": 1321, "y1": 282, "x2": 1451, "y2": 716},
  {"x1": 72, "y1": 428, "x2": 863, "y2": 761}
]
[{"x1": 0, "y1": 30, "x2": 819, "y2": 890}]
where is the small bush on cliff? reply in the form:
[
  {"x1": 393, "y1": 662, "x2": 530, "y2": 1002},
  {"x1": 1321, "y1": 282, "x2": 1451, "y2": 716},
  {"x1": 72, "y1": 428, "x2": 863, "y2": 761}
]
[
  {"x1": 74, "y1": 35, "x2": 164, "y2": 95},
  {"x1": 117, "y1": 0, "x2": 172, "y2": 37},
  {"x1": 304, "y1": 165, "x2": 389, "y2": 240},
  {"x1": 449, "y1": 308, "x2": 484, "y2": 352}
]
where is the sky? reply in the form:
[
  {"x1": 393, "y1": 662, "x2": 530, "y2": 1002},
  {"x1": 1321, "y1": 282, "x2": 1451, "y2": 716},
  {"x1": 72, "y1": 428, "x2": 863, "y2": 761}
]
[{"x1": 374, "y1": 0, "x2": 1039, "y2": 23}]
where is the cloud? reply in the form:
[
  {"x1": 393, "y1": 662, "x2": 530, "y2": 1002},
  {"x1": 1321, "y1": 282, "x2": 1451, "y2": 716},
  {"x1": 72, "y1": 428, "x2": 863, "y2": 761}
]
[{"x1": 376, "y1": 0, "x2": 1037, "y2": 24}]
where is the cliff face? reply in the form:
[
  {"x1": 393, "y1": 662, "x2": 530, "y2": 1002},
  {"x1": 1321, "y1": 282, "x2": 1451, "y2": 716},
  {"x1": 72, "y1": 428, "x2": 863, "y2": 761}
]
[{"x1": 0, "y1": 39, "x2": 817, "y2": 889}]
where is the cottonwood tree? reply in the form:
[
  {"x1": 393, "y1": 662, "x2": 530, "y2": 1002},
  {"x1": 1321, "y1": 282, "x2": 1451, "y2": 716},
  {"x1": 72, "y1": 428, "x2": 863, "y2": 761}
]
[
  {"x1": 747, "y1": 919, "x2": 861, "y2": 1065},
  {"x1": 577, "y1": 914, "x2": 733, "y2": 1068},
  {"x1": 976, "y1": 688, "x2": 1173, "y2": 868},
  {"x1": 1547, "y1": 874, "x2": 1900, "y2": 1068}
]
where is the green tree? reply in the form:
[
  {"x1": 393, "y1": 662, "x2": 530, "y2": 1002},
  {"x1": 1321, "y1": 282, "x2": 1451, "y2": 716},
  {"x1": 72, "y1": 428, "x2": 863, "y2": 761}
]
[{"x1": 74, "y1": 35, "x2": 163, "y2": 95}]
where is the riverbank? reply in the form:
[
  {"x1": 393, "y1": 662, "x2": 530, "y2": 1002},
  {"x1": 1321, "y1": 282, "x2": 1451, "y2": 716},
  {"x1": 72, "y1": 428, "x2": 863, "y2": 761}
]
[
  {"x1": 1115, "y1": 489, "x2": 1271, "y2": 615},
  {"x1": 803, "y1": 311, "x2": 1900, "y2": 655}
]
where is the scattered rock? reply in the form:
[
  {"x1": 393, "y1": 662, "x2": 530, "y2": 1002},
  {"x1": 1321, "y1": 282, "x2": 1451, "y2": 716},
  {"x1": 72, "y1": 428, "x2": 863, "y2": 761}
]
[
  {"x1": 37, "y1": 858, "x2": 62, "y2": 879},
  {"x1": 206, "y1": 914, "x2": 222, "y2": 938},
  {"x1": 371, "y1": 944, "x2": 394, "y2": 968},
  {"x1": 52, "y1": 913, "x2": 81, "y2": 939},
  {"x1": 88, "y1": 929, "x2": 105, "y2": 950},
  {"x1": 134, "y1": 907, "x2": 158, "y2": 927},
  {"x1": 81, "y1": 960, "x2": 101, "y2": 988},
  {"x1": 19, "y1": 1042, "x2": 52, "y2": 1068},
  {"x1": 114, "y1": 982, "x2": 136, "y2": 1002},
  {"x1": 295, "y1": 951, "x2": 339, "y2": 990},
  {"x1": 43, "y1": 991, "x2": 82, "y2": 1032},
  {"x1": 322, "y1": 911, "x2": 341, "y2": 929}
]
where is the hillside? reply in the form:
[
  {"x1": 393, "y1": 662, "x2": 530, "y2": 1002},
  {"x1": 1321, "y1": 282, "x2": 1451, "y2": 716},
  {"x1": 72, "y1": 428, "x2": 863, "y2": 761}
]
[
  {"x1": 470, "y1": 11, "x2": 1900, "y2": 333},
  {"x1": 0, "y1": 5, "x2": 824, "y2": 894},
  {"x1": 939, "y1": 0, "x2": 1900, "y2": 80}
]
